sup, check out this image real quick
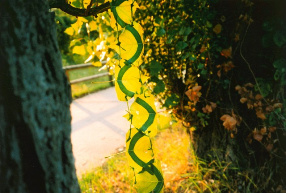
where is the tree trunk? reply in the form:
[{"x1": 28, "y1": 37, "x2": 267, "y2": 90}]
[{"x1": 0, "y1": 0, "x2": 80, "y2": 192}]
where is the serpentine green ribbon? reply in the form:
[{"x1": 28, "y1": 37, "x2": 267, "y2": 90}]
[{"x1": 111, "y1": 0, "x2": 164, "y2": 192}]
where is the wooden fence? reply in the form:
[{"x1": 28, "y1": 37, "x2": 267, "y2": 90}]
[{"x1": 63, "y1": 61, "x2": 113, "y2": 86}]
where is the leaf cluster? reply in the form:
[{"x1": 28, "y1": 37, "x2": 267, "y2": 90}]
[{"x1": 135, "y1": 0, "x2": 286, "y2": 191}]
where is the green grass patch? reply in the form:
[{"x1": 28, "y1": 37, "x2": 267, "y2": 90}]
[
  {"x1": 66, "y1": 66, "x2": 113, "y2": 99},
  {"x1": 79, "y1": 151, "x2": 135, "y2": 193}
]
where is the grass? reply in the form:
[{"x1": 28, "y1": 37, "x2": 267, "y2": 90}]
[
  {"x1": 66, "y1": 66, "x2": 113, "y2": 99},
  {"x1": 79, "y1": 151, "x2": 135, "y2": 193},
  {"x1": 73, "y1": 92, "x2": 241, "y2": 192},
  {"x1": 78, "y1": 119, "x2": 192, "y2": 193},
  {"x1": 78, "y1": 121, "x2": 244, "y2": 193}
]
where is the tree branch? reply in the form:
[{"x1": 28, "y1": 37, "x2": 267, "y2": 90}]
[{"x1": 48, "y1": 0, "x2": 110, "y2": 17}]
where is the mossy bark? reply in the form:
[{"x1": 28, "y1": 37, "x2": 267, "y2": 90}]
[{"x1": 0, "y1": 0, "x2": 80, "y2": 192}]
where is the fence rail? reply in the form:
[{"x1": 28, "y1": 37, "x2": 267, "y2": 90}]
[{"x1": 63, "y1": 61, "x2": 113, "y2": 86}]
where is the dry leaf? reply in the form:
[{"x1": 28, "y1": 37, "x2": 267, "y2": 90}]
[
  {"x1": 269, "y1": 127, "x2": 276, "y2": 132},
  {"x1": 217, "y1": 69, "x2": 221, "y2": 77},
  {"x1": 240, "y1": 98, "x2": 248, "y2": 103},
  {"x1": 253, "y1": 129, "x2": 263, "y2": 142},
  {"x1": 255, "y1": 94, "x2": 262, "y2": 100},
  {"x1": 266, "y1": 143, "x2": 273, "y2": 152},
  {"x1": 257, "y1": 101, "x2": 262, "y2": 107},
  {"x1": 244, "y1": 83, "x2": 254, "y2": 87},
  {"x1": 202, "y1": 105, "x2": 212, "y2": 113},
  {"x1": 210, "y1": 102, "x2": 217, "y2": 109},
  {"x1": 235, "y1": 85, "x2": 242, "y2": 91},
  {"x1": 256, "y1": 110, "x2": 266, "y2": 120},
  {"x1": 266, "y1": 105, "x2": 274, "y2": 112},
  {"x1": 200, "y1": 44, "x2": 207, "y2": 53},
  {"x1": 234, "y1": 33, "x2": 240, "y2": 42},
  {"x1": 260, "y1": 127, "x2": 267, "y2": 135},
  {"x1": 247, "y1": 102, "x2": 254, "y2": 109},
  {"x1": 220, "y1": 114, "x2": 237, "y2": 131},
  {"x1": 273, "y1": 103, "x2": 283, "y2": 109},
  {"x1": 213, "y1": 24, "x2": 222, "y2": 34},
  {"x1": 185, "y1": 85, "x2": 202, "y2": 104},
  {"x1": 222, "y1": 61, "x2": 235, "y2": 72},
  {"x1": 221, "y1": 47, "x2": 232, "y2": 58}
]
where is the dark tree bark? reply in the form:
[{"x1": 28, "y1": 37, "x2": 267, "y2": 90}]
[{"x1": 0, "y1": 0, "x2": 80, "y2": 193}]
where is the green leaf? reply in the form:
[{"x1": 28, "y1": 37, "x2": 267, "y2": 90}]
[
  {"x1": 149, "y1": 61, "x2": 163, "y2": 77},
  {"x1": 71, "y1": 0, "x2": 81, "y2": 8},
  {"x1": 166, "y1": 36, "x2": 173, "y2": 44},
  {"x1": 274, "y1": 70, "x2": 282, "y2": 80},
  {"x1": 189, "y1": 55, "x2": 196, "y2": 61},
  {"x1": 273, "y1": 31, "x2": 286, "y2": 47},
  {"x1": 181, "y1": 53, "x2": 190, "y2": 60},
  {"x1": 179, "y1": 27, "x2": 185, "y2": 36},
  {"x1": 201, "y1": 69, "x2": 207, "y2": 76},
  {"x1": 155, "y1": 17, "x2": 161, "y2": 24},
  {"x1": 184, "y1": 27, "x2": 192, "y2": 36},
  {"x1": 154, "y1": 80, "x2": 165, "y2": 94},
  {"x1": 164, "y1": 94, "x2": 179, "y2": 108},
  {"x1": 255, "y1": 78, "x2": 271, "y2": 97},
  {"x1": 69, "y1": 39, "x2": 82, "y2": 48},
  {"x1": 262, "y1": 33, "x2": 273, "y2": 48},
  {"x1": 176, "y1": 41, "x2": 188, "y2": 51},
  {"x1": 157, "y1": 28, "x2": 166, "y2": 37},
  {"x1": 206, "y1": 21, "x2": 212, "y2": 28},
  {"x1": 262, "y1": 21, "x2": 274, "y2": 32},
  {"x1": 198, "y1": 63, "x2": 204, "y2": 69},
  {"x1": 273, "y1": 58, "x2": 286, "y2": 69}
]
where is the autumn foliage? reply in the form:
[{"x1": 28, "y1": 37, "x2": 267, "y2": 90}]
[{"x1": 136, "y1": 0, "x2": 286, "y2": 191}]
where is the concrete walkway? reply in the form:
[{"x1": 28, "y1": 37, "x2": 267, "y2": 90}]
[{"x1": 70, "y1": 87, "x2": 130, "y2": 176}]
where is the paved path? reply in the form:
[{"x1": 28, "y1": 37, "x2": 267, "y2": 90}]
[{"x1": 70, "y1": 87, "x2": 131, "y2": 176}]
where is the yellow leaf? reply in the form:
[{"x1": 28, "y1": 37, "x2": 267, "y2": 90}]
[
  {"x1": 114, "y1": 64, "x2": 142, "y2": 101},
  {"x1": 157, "y1": 112, "x2": 172, "y2": 130},
  {"x1": 126, "y1": 128, "x2": 153, "y2": 173},
  {"x1": 83, "y1": 0, "x2": 91, "y2": 8},
  {"x1": 71, "y1": 20, "x2": 83, "y2": 34},
  {"x1": 128, "y1": 95, "x2": 158, "y2": 137},
  {"x1": 115, "y1": 0, "x2": 139, "y2": 25},
  {"x1": 92, "y1": 61, "x2": 102, "y2": 67},
  {"x1": 88, "y1": 20, "x2": 97, "y2": 31},
  {"x1": 109, "y1": 10, "x2": 118, "y2": 29},
  {"x1": 64, "y1": 27, "x2": 74, "y2": 36},
  {"x1": 135, "y1": 160, "x2": 164, "y2": 193},
  {"x1": 77, "y1": 17, "x2": 88, "y2": 23},
  {"x1": 72, "y1": 45, "x2": 86, "y2": 55},
  {"x1": 110, "y1": 22, "x2": 144, "y2": 66}
]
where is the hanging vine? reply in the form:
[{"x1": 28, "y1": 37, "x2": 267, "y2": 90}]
[{"x1": 110, "y1": 0, "x2": 164, "y2": 192}]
